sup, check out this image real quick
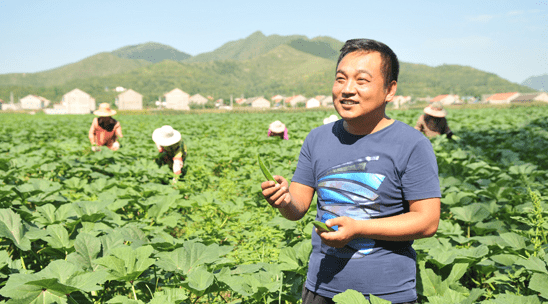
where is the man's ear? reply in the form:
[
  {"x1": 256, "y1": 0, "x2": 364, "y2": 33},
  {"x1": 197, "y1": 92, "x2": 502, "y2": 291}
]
[{"x1": 384, "y1": 81, "x2": 398, "y2": 103}]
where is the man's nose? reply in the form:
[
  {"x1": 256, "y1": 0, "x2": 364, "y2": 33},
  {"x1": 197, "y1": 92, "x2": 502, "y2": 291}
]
[{"x1": 342, "y1": 80, "x2": 357, "y2": 95}]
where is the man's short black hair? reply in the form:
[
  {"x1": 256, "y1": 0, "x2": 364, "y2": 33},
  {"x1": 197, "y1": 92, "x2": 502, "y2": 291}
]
[{"x1": 337, "y1": 39, "x2": 399, "y2": 89}]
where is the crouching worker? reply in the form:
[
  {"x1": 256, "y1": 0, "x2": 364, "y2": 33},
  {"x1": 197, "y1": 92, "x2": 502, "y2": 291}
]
[
  {"x1": 89, "y1": 103, "x2": 123, "y2": 151},
  {"x1": 268, "y1": 120, "x2": 289, "y2": 140},
  {"x1": 414, "y1": 102, "x2": 454, "y2": 139},
  {"x1": 152, "y1": 125, "x2": 187, "y2": 175}
]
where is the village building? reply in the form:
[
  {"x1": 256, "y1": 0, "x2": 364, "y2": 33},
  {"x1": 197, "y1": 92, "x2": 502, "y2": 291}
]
[
  {"x1": 486, "y1": 92, "x2": 520, "y2": 104},
  {"x1": 320, "y1": 96, "x2": 334, "y2": 107},
  {"x1": 392, "y1": 95, "x2": 411, "y2": 109},
  {"x1": 287, "y1": 95, "x2": 307, "y2": 107},
  {"x1": 115, "y1": 89, "x2": 143, "y2": 110},
  {"x1": 246, "y1": 97, "x2": 271, "y2": 108},
  {"x1": 511, "y1": 92, "x2": 548, "y2": 103},
  {"x1": 430, "y1": 94, "x2": 460, "y2": 105},
  {"x1": 19, "y1": 95, "x2": 50, "y2": 110},
  {"x1": 58, "y1": 89, "x2": 96, "y2": 114},
  {"x1": 164, "y1": 88, "x2": 190, "y2": 110},
  {"x1": 306, "y1": 98, "x2": 320, "y2": 108},
  {"x1": 271, "y1": 95, "x2": 284, "y2": 103},
  {"x1": 189, "y1": 94, "x2": 208, "y2": 105}
]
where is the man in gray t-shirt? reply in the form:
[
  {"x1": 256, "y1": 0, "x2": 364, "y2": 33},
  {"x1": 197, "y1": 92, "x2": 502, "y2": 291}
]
[{"x1": 261, "y1": 38, "x2": 441, "y2": 304}]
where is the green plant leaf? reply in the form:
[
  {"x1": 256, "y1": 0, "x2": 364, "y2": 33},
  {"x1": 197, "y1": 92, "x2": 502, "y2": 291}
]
[
  {"x1": 516, "y1": 256, "x2": 548, "y2": 274},
  {"x1": 94, "y1": 245, "x2": 154, "y2": 282},
  {"x1": 529, "y1": 273, "x2": 548, "y2": 299},
  {"x1": 186, "y1": 265, "x2": 215, "y2": 291},
  {"x1": 155, "y1": 241, "x2": 232, "y2": 275},
  {"x1": 450, "y1": 203, "x2": 490, "y2": 223},
  {"x1": 332, "y1": 289, "x2": 369, "y2": 304},
  {"x1": 0, "y1": 208, "x2": 30, "y2": 251}
]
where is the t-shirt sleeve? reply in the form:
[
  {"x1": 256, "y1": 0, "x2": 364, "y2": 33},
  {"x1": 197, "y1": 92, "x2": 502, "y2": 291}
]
[
  {"x1": 401, "y1": 137, "x2": 441, "y2": 200},
  {"x1": 291, "y1": 133, "x2": 315, "y2": 188}
]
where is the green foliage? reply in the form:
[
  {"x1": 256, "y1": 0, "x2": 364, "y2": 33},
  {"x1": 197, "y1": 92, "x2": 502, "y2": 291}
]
[
  {"x1": 1, "y1": 106, "x2": 548, "y2": 303},
  {"x1": 112, "y1": 42, "x2": 192, "y2": 63},
  {"x1": 0, "y1": 32, "x2": 536, "y2": 106}
]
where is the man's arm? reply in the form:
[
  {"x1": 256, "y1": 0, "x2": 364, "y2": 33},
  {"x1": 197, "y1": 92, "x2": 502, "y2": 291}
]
[
  {"x1": 261, "y1": 178, "x2": 314, "y2": 221},
  {"x1": 318, "y1": 197, "x2": 440, "y2": 248}
]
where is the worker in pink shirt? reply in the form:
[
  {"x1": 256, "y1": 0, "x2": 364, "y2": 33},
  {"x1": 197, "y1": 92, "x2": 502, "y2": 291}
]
[{"x1": 88, "y1": 103, "x2": 123, "y2": 151}]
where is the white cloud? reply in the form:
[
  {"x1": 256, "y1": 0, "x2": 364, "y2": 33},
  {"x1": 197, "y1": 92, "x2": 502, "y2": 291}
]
[
  {"x1": 466, "y1": 14, "x2": 494, "y2": 23},
  {"x1": 507, "y1": 10, "x2": 524, "y2": 16}
]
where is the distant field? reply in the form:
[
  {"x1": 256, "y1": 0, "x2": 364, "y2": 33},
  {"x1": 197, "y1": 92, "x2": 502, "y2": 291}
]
[{"x1": 0, "y1": 106, "x2": 547, "y2": 303}]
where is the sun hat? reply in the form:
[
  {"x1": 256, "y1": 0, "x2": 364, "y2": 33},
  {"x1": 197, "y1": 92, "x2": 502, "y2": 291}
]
[
  {"x1": 323, "y1": 114, "x2": 338, "y2": 125},
  {"x1": 93, "y1": 103, "x2": 117, "y2": 116},
  {"x1": 423, "y1": 102, "x2": 447, "y2": 118},
  {"x1": 152, "y1": 125, "x2": 181, "y2": 147},
  {"x1": 269, "y1": 121, "x2": 286, "y2": 133}
]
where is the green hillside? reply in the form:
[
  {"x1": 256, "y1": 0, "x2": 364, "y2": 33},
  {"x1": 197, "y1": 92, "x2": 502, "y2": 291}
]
[
  {"x1": 0, "y1": 32, "x2": 538, "y2": 106},
  {"x1": 112, "y1": 42, "x2": 192, "y2": 63},
  {"x1": 0, "y1": 53, "x2": 151, "y2": 87},
  {"x1": 398, "y1": 63, "x2": 536, "y2": 97},
  {"x1": 183, "y1": 31, "x2": 308, "y2": 63},
  {"x1": 522, "y1": 74, "x2": 548, "y2": 91}
]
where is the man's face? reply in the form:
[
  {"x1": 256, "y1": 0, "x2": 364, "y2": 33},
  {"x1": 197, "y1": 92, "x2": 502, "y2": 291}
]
[{"x1": 332, "y1": 51, "x2": 394, "y2": 123}]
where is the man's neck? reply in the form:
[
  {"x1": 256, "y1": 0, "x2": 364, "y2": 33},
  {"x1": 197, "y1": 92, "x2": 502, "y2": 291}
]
[{"x1": 343, "y1": 115, "x2": 394, "y2": 135}]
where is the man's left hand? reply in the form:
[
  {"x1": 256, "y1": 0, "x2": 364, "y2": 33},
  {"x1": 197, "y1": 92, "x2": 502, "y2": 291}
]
[{"x1": 317, "y1": 216, "x2": 359, "y2": 248}]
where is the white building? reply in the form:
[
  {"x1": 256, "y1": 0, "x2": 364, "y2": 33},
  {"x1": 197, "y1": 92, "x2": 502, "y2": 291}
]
[
  {"x1": 115, "y1": 89, "x2": 143, "y2": 110},
  {"x1": 60, "y1": 89, "x2": 96, "y2": 114},
  {"x1": 164, "y1": 88, "x2": 190, "y2": 110}
]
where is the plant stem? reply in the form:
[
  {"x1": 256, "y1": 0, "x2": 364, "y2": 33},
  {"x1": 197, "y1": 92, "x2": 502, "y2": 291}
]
[
  {"x1": 132, "y1": 282, "x2": 138, "y2": 301},
  {"x1": 67, "y1": 294, "x2": 79, "y2": 304}
]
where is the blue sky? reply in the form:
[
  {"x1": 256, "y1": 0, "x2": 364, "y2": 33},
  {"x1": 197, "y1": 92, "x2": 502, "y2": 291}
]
[{"x1": 0, "y1": 0, "x2": 546, "y2": 83}]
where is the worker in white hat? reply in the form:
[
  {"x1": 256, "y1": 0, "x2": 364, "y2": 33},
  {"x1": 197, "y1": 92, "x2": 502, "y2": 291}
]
[
  {"x1": 89, "y1": 103, "x2": 123, "y2": 151},
  {"x1": 323, "y1": 114, "x2": 339, "y2": 125},
  {"x1": 268, "y1": 120, "x2": 289, "y2": 140},
  {"x1": 152, "y1": 125, "x2": 187, "y2": 175},
  {"x1": 414, "y1": 102, "x2": 453, "y2": 139}
]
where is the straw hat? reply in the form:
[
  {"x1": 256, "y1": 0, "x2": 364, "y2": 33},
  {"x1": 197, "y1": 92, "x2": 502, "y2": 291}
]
[
  {"x1": 269, "y1": 121, "x2": 286, "y2": 133},
  {"x1": 423, "y1": 102, "x2": 447, "y2": 118},
  {"x1": 93, "y1": 103, "x2": 117, "y2": 116},
  {"x1": 152, "y1": 125, "x2": 181, "y2": 147},
  {"x1": 323, "y1": 114, "x2": 338, "y2": 125}
]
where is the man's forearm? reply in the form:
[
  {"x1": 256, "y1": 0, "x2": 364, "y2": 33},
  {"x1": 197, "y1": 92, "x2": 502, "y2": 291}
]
[{"x1": 278, "y1": 194, "x2": 309, "y2": 221}]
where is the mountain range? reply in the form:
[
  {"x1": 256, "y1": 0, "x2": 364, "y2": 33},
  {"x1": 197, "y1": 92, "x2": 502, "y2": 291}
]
[
  {"x1": 521, "y1": 74, "x2": 548, "y2": 92},
  {"x1": 0, "y1": 31, "x2": 538, "y2": 106}
]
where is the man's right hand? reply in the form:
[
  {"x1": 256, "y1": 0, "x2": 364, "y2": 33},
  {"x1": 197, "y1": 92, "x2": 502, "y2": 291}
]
[{"x1": 261, "y1": 176, "x2": 291, "y2": 209}]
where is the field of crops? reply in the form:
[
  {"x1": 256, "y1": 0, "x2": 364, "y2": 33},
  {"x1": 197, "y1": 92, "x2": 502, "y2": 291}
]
[{"x1": 0, "y1": 106, "x2": 547, "y2": 304}]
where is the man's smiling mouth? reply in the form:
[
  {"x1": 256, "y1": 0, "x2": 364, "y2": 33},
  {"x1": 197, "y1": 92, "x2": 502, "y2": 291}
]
[{"x1": 340, "y1": 99, "x2": 358, "y2": 105}]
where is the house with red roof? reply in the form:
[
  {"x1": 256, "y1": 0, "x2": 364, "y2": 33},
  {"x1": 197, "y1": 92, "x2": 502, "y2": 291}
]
[
  {"x1": 430, "y1": 94, "x2": 460, "y2": 105},
  {"x1": 486, "y1": 92, "x2": 520, "y2": 104}
]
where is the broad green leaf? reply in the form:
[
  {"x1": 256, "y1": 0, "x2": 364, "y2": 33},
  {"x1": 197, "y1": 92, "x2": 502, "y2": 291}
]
[
  {"x1": 450, "y1": 203, "x2": 490, "y2": 223},
  {"x1": 43, "y1": 224, "x2": 72, "y2": 249},
  {"x1": 499, "y1": 232, "x2": 527, "y2": 249},
  {"x1": 106, "y1": 295, "x2": 145, "y2": 304},
  {"x1": 0, "y1": 250, "x2": 12, "y2": 270},
  {"x1": 155, "y1": 242, "x2": 232, "y2": 275},
  {"x1": 418, "y1": 264, "x2": 445, "y2": 297},
  {"x1": 149, "y1": 287, "x2": 188, "y2": 304},
  {"x1": 485, "y1": 293, "x2": 542, "y2": 304},
  {"x1": 446, "y1": 263, "x2": 469, "y2": 284},
  {"x1": 459, "y1": 288, "x2": 484, "y2": 304},
  {"x1": 490, "y1": 254, "x2": 519, "y2": 266},
  {"x1": 94, "y1": 245, "x2": 154, "y2": 282},
  {"x1": 186, "y1": 265, "x2": 214, "y2": 291},
  {"x1": 67, "y1": 232, "x2": 102, "y2": 271},
  {"x1": 426, "y1": 289, "x2": 466, "y2": 304},
  {"x1": 516, "y1": 256, "x2": 548, "y2": 274},
  {"x1": 332, "y1": 289, "x2": 369, "y2": 304},
  {"x1": 0, "y1": 208, "x2": 30, "y2": 251},
  {"x1": 529, "y1": 273, "x2": 548, "y2": 299}
]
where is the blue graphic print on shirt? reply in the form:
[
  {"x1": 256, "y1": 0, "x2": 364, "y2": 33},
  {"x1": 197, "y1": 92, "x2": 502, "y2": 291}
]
[{"x1": 317, "y1": 157, "x2": 385, "y2": 258}]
